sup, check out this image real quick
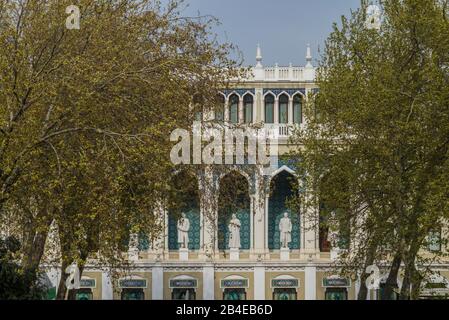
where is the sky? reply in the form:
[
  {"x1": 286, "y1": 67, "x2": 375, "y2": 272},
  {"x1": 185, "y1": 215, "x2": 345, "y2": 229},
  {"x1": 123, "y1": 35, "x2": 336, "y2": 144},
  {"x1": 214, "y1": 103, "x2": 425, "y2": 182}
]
[{"x1": 181, "y1": 0, "x2": 362, "y2": 66}]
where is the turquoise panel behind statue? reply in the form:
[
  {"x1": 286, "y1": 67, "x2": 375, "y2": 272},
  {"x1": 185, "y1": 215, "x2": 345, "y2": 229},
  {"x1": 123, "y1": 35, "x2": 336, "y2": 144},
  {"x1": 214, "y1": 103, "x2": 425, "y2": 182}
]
[
  {"x1": 218, "y1": 210, "x2": 251, "y2": 250},
  {"x1": 138, "y1": 232, "x2": 150, "y2": 251},
  {"x1": 168, "y1": 210, "x2": 201, "y2": 250},
  {"x1": 268, "y1": 209, "x2": 300, "y2": 249},
  {"x1": 269, "y1": 173, "x2": 300, "y2": 250}
]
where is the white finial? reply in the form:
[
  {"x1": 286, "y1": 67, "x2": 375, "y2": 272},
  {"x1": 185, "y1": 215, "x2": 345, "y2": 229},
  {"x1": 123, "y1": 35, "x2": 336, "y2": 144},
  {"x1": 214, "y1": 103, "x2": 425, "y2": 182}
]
[
  {"x1": 256, "y1": 44, "x2": 263, "y2": 68},
  {"x1": 366, "y1": 1, "x2": 382, "y2": 30},
  {"x1": 306, "y1": 44, "x2": 313, "y2": 68}
]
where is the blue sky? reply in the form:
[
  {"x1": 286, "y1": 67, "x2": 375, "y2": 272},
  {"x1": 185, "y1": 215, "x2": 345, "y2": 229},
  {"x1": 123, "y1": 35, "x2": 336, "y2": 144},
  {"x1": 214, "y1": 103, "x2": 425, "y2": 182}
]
[{"x1": 181, "y1": 0, "x2": 362, "y2": 66}]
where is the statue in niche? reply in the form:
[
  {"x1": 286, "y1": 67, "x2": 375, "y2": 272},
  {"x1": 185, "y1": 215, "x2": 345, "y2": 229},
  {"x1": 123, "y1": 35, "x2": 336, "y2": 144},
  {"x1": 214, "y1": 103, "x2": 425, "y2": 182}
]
[
  {"x1": 279, "y1": 212, "x2": 292, "y2": 249},
  {"x1": 228, "y1": 214, "x2": 241, "y2": 249},
  {"x1": 177, "y1": 212, "x2": 190, "y2": 249}
]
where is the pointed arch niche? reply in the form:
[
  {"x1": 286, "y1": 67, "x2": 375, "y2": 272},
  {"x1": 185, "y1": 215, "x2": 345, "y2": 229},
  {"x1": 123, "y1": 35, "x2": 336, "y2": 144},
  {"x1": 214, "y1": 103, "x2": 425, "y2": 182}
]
[
  {"x1": 268, "y1": 170, "x2": 300, "y2": 250},
  {"x1": 217, "y1": 171, "x2": 251, "y2": 251},
  {"x1": 167, "y1": 171, "x2": 201, "y2": 251}
]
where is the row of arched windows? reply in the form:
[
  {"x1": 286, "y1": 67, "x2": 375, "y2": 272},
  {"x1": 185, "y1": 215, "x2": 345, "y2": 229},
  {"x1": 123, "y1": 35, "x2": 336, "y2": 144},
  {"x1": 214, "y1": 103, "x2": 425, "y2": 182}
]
[{"x1": 217, "y1": 93, "x2": 303, "y2": 125}]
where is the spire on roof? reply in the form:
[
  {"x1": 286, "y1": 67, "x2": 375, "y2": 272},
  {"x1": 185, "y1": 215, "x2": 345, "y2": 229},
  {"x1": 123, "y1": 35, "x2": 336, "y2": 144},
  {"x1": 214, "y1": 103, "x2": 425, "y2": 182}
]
[
  {"x1": 306, "y1": 43, "x2": 313, "y2": 68},
  {"x1": 366, "y1": 0, "x2": 382, "y2": 30},
  {"x1": 256, "y1": 44, "x2": 263, "y2": 68}
]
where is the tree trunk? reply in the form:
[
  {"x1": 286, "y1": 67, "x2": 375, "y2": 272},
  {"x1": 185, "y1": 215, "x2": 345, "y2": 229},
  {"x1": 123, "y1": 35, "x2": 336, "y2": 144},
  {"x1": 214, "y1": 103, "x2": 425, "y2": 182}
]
[
  {"x1": 21, "y1": 216, "x2": 53, "y2": 294},
  {"x1": 400, "y1": 241, "x2": 421, "y2": 300},
  {"x1": 383, "y1": 252, "x2": 402, "y2": 300},
  {"x1": 400, "y1": 263, "x2": 412, "y2": 300},
  {"x1": 22, "y1": 224, "x2": 52, "y2": 271},
  {"x1": 56, "y1": 259, "x2": 70, "y2": 300},
  {"x1": 357, "y1": 243, "x2": 377, "y2": 300},
  {"x1": 56, "y1": 217, "x2": 73, "y2": 300}
]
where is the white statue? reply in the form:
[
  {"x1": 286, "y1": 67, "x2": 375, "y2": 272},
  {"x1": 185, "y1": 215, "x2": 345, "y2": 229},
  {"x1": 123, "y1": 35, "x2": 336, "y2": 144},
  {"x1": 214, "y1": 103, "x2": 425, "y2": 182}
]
[
  {"x1": 228, "y1": 214, "x2": 241, "y2": 249},
  {"x1": 177, "y1": 213, "x2": 190, "y2": 249},
  {"x1": 279, "y1": 212, "x2": 292, "y2": 249}
]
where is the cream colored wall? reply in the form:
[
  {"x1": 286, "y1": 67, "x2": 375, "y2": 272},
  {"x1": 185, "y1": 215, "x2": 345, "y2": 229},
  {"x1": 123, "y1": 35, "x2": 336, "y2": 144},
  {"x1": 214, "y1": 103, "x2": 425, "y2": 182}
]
[
  {"x1": 112, "y1": 272, "x2": 152, "y2": 300},
  {"x1": 163, "y1": 272, "x2": 203, "y2": 300},
  {"x1": 82, "y1": 272, "x2": 102, "y2": 300},
  {"x1": 214, "y1": 272, "x2": 254, "y2": 300},
  {"x1": 264, "y1": 272, "x2": 305, "y2": 300}
]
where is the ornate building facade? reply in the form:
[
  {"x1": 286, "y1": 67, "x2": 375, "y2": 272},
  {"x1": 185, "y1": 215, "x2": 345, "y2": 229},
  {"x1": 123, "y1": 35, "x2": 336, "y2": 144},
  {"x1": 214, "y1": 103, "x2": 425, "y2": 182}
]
[{"x1": 43, "y1": 45, "x2": 449, "y2": 301}]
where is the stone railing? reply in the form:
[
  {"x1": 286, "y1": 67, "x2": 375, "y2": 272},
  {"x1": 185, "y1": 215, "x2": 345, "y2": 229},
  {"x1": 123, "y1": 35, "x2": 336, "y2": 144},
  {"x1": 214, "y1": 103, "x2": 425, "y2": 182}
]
[
  {"x1": 244, "y1": 65, "x2": 315, "y2": 82},
  {"x1": 265, "y1": 124, "x2": 298, "y2": 138}
]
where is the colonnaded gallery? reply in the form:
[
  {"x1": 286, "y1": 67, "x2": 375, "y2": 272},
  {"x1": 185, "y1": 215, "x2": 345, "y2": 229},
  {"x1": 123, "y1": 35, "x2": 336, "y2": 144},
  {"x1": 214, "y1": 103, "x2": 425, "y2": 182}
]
[{"x1": 42, "y1": 46, "x2": 449, "y2": 301}]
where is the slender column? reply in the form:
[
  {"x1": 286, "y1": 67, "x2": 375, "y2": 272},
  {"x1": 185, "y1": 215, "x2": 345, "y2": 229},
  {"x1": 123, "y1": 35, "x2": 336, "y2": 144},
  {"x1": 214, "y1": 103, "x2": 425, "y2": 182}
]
[
  {"x1": 305, "y1": 266, "x2": 317, "y2": 300},
  {"x1": 261, "y1": 94, "x2": 265, "y2": 123},
  {"x1": 250, "y1": 195, "x2": 254, "y2": 251},
  {"x1": 288, "y1": 98, "x2": 293, "y2": 124},
  {"x1": 224, "y1": 98, "x2": 230, "y2": 122},
  {"x1": 152, "y1": 203, "x2": 165, "y2": 257},
  {"x1": 254, "y1": 265, "x2": 266, "y2": 300},
  {"x1": 239, "y1": 97, "x2": 244, "y2": 124},
  {"x1": 255, "y1": 89, "x2": 262, "y2": 123},
  {"x1": 203, "y1": 264, "x2": 215, "y2": 300},
  {"x1": 265, "y1": 195, "x2": 270, "y2": 256},
  {"x1": 253, "y1": 174, "x2": 266, "y2": 257},
  {"x1": 102, "y1": 271, "x2": 114, "y2": 300},
  {"x1": 152, "y1": 264, "x2": 164, "y2": 300},
  {"x1": 303, "y1": 89, "x2": 310, "y2": 129},
  {"x1": 200, "y1": 167, "x2": 218, "y2": 259},
  {"x1": 274, "y1": 98, "x2": 279, "y2": 124},
  {"x1": 301, "y1": 191, "x2": 319, "y2": 259},
  {"x1": 128, "y1": 233, "x2": 139, "y2": 261}
]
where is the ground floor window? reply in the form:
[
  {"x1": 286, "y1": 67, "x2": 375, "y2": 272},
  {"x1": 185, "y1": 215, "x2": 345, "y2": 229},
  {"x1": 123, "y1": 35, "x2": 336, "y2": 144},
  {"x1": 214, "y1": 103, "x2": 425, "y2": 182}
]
[
  {"x1": 223, "y1": 288, "x2": 246, "y2": 300},
  {"x1": 172, "y1": 288, "x2": 196, "y2": 300},
  {"x1": 273, "y1": 288, "x2": 297, "y2": 300},
  {"x1": 325, "y1": 288, "x2": 348, "y2": 300},
  {"x1": 75, "y1": 289, "x2": 93, "y2": 300},
  {"x1": 121, "y1": 289, "x2": 145, "y2": 300}
]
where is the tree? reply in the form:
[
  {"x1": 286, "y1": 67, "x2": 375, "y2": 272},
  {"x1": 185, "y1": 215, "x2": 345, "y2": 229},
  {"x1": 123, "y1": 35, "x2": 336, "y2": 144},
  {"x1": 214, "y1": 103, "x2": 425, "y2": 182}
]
[
  {"x1": 0, "y1": 236, "x2": 45, "y2": 299},
  {"x1": 290, "y1": 0, "x2": 449, "y2": 300},
  {"x1": 0, "y1": 0, "x2": 241, "y2": 298}
]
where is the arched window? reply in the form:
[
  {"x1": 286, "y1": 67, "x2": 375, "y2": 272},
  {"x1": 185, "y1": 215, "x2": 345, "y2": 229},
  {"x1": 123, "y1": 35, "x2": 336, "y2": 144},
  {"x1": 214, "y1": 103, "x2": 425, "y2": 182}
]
[
  {"x1": 279, "y1": 94, "x2": 289, "y2": 124},
  {"x1": 293, "y1": 94, "x2": 303, "y2": 124},
  {"x1": 264, "y1": 94, "x2": 275, "y2": 124},
  {"x1": 216, "y1": 94, "x2": 225, "y2": 122},
  {"x1": 243, "y1": 94, "x2": 253, "y2": 123},
  {"x1": 229, "y1": 94, "x2": 239, "y2": 124}
]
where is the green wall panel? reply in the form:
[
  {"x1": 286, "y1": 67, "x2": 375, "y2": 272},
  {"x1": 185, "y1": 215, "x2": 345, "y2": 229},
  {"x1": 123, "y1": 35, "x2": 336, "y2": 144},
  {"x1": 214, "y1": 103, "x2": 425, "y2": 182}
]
[
  {"x1": 168, "y1": 210, "x2": 201, "y2": 250},
  {"x1": 218, "y1": 209, "x2": 251, "y2": 250}
]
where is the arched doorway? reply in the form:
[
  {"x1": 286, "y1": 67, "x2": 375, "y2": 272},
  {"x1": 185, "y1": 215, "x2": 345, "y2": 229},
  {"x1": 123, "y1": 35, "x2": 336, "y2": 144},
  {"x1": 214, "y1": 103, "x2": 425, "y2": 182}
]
[
  {"x1": 167, "y1": 171, "x2": 201, "y2": 251},
  {"x1": 218, "y1": 171, "x2": 251, "y2": 251},
  {"x1": 268, "y1": 170, "x2": 300, "y2": 250}
]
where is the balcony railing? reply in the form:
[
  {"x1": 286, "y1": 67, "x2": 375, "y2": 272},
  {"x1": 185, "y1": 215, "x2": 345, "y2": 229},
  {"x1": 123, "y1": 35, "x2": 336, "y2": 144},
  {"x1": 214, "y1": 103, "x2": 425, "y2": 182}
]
[
  {"x1": 239, "y1": 65, "x2": 315, "y2": 82},
  {"x1": 265, "y1": 124, "x2": 299, "y2": 138}
]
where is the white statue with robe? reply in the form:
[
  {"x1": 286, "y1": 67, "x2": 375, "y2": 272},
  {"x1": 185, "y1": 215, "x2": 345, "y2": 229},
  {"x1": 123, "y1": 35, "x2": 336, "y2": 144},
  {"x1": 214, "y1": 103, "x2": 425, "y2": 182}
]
[
  {"x1": 177, "y1": 213, "x2": 190, "y2": 249},
  {"x1": 279, "y1": 212, "x2": 292, "y2": 249},
  {"x1": 228, "y1": 214, "x2": 241, "y2": 249}
]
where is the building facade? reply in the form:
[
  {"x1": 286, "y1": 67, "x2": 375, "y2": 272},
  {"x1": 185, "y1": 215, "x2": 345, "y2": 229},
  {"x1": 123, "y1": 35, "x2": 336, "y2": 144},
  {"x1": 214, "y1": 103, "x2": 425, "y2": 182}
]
[{"x1": 43, "y1": 45, "x2": 449, "y2": 301}]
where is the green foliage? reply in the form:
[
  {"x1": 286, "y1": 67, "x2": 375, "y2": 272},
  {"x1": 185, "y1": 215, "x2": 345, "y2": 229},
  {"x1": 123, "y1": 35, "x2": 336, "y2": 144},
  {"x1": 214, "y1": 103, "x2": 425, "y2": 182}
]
[
  {"x1": 0, "y1": 0, "x2": 241, "y2": 299},
  {"x1": 0, "y1": 236, "x2": 45, "y2": 300},
  {"x1": 291, "y1": 0, "x2": 449, "y2": 299}
]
